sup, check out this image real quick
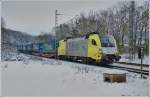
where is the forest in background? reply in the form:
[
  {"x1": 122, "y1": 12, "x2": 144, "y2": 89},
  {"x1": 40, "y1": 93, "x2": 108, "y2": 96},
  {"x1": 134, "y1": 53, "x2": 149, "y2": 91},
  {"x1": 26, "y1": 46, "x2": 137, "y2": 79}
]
[
  {"x1": 55, "y1": 1, "x2": 149, "y2": 57},
  {"x1": 1, "y1": 18, "x2": 54, "y2": 54}
]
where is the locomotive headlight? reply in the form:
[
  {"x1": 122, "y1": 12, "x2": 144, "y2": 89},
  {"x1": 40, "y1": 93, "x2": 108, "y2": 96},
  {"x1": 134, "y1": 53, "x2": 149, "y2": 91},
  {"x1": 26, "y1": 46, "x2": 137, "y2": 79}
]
[{"x1": 95, "y1": 53, "x2": 102, "y2": 59}]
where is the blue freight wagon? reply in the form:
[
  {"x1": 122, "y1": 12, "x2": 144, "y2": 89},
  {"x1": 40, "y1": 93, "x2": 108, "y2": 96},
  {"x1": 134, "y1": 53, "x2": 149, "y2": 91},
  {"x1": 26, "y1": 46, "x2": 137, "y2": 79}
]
[
  {"x1": 32, "y1": 43, "x2": 40, "y2": 52},
  {"x1": 31, "y1": 39, "x2": 57, "y2": 58},
  {"x1": 31, "y1": 43, "x2": 40, "y2": 56},
  {"x1": 39, "y1": 39, "x2": 57, "y2": 58},
  {"x1": 39, "y1": 39, "x2": 56, "y2": 52}
]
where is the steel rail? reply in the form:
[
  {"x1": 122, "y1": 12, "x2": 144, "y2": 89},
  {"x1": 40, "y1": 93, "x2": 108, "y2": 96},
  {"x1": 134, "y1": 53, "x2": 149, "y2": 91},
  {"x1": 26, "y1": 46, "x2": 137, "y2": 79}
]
[{"x1": 114, "y1": 61, "x2": 149, "y2": 67}]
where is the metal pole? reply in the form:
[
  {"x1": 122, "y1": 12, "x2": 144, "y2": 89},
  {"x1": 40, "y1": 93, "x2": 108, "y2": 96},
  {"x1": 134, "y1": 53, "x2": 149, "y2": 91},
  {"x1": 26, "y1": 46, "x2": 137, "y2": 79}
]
[
  {"x1": 140, "y1": 47, "x2": 143, "y2": 78},
  {"x1": 55, "y1": 10, "x2": 58, "y2": 35},
  {"x1": 55, "y1": 10, "x2": 57, "y2": 59},
  {"x1": 55, "y1": 10, "x2": 62, "y2": 59}
]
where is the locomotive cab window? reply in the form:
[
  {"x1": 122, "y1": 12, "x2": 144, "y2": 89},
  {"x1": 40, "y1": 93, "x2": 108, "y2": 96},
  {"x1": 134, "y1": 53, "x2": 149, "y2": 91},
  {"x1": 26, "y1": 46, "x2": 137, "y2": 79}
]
[
  {"x1": 91, "y1": 39, "x2": 97, "y2": 46},
  {"x1": 99, "y1": 35, "x2": 115, "y2": 47}
]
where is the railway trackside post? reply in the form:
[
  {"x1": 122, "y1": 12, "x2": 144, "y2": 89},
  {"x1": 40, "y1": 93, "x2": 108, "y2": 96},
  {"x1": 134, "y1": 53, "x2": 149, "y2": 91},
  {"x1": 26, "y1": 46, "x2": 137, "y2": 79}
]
[{"x1": 138, "y1": 46, "x2": 144, "y2": 78}]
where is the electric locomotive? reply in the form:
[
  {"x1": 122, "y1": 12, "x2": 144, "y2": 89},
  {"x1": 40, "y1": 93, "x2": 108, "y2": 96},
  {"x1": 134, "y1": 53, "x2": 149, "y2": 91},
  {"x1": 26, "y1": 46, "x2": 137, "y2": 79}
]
[{"x1": 57, "y1": 32, "x2": 121, "y2": 64}]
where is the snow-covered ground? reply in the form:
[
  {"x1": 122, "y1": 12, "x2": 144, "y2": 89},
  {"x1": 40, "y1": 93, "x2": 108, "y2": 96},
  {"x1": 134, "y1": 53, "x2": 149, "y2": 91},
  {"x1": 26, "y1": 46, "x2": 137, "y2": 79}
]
[
  {"x1": 1, "y1": 53, "x2": 149, "y2": 96},
  {"x1": 119, "y1": 54, "x2": 149, "y2": 65},
  {"x1": 1, "y1": 52, "x2": 22, "y2": 61}
]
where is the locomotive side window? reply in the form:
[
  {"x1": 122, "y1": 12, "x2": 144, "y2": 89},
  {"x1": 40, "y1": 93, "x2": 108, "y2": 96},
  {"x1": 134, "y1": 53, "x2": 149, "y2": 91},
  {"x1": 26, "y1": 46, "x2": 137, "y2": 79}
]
[{"x1": 92, "y1": 39, "x2": 97, "y2": 46}]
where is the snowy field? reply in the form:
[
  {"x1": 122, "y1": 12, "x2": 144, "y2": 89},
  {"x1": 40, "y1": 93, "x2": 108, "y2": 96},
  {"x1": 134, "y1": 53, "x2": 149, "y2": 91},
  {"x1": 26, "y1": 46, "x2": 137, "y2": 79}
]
[
  {"x1": 119, "y1": 54, "x2": 149, "y2": 65},
  {"x1": 1, "y1": 53, "x2": 149, "y2": 96}
]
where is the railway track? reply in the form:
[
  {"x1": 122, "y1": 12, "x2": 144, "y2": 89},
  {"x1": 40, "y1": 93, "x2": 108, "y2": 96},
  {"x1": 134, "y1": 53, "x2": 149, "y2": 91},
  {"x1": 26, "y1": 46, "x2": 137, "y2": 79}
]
[
  {"x1": 87, "y1": 62, "x2": 149, "y2": 75},
  {"x1": 62, "y1": 59, "x2": 149, "y2": 75},
  {"x1": 112, "y1": 62, "x2": 149, "y2": 75},
  {"x1": 53, "y1": 57, "x2": 149, "y2": 75},
  {"x1": 23, "y1": 53, "x2": 150, "y2": 75},
  {"x1": 105, "y1": 65, "x2": 149, "y2": 75},
  {"x1": 114, "y1": 61, "x2": 149, "y2": 67}
]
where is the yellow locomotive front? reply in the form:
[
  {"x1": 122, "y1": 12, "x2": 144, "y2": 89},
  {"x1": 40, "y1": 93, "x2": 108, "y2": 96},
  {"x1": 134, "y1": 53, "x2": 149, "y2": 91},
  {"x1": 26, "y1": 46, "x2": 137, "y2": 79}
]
[{"x1": 86, "y1": 33, "x2": 121, "y2": 63}]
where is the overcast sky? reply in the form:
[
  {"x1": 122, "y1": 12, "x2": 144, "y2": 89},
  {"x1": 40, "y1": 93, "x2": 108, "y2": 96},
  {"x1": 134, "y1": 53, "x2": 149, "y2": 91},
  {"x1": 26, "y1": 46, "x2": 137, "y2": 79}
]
[{"x1": 1, "y1": 0, "x2": 145, "y2": 35}]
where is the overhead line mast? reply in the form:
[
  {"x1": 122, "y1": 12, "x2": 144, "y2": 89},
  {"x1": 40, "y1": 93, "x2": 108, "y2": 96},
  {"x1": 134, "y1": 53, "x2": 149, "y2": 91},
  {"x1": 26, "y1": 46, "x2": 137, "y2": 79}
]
[
  {"x1": 129, "y1": 1, "x2": 135, "y2": 61},
  {"x1": 55, "y1": 9, "x2": 62, "y2": 59}
]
